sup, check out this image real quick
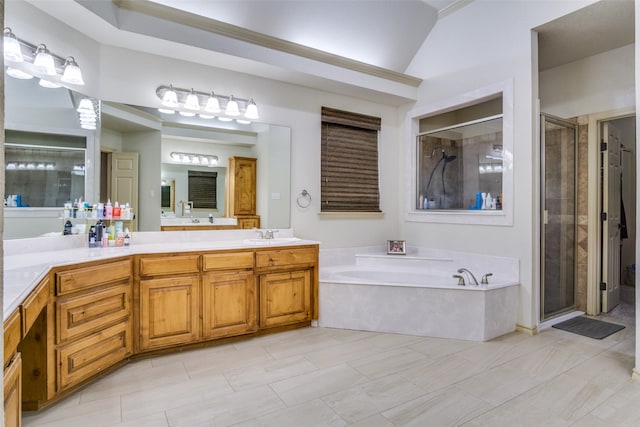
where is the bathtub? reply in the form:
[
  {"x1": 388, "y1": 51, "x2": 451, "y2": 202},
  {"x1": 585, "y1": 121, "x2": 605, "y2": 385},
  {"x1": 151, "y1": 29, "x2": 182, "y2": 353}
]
[{"x1": 319, "y1": 248, "x2": 520, "y2": 341}]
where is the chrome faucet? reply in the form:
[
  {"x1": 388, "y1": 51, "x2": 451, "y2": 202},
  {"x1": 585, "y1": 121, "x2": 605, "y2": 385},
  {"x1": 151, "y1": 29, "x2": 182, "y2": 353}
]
[
  {"x1": 254, "y1": 229, "x2": 278, "y2": 239},
  {"x1": 457, "y1": 268, "x2": 479, "y2": 286},
  {"x1": 264, "y1": 229, "x2": 277, "y2": 239},
  {"x1": 453, "y1": 274, "x2": 466, "y2": 286},
  {"x1": 481, "y1": 273, "x2": 493, "y2": 285}
]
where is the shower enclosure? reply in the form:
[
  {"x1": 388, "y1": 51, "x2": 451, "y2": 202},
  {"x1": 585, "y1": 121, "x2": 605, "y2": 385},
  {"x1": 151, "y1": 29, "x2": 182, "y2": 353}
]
[
  {"x1": 541, "y1": 114, "x2": 578, "y2": 319},
  {"x1": 416, "y1": 116, "x2": 503, "y2": 211}
]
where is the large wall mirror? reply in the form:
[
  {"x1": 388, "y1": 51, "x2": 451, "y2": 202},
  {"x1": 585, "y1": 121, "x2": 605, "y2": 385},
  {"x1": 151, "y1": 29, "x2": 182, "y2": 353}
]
[{"x1": 4, "y1": 77, "x2": 292, "y2": 239}]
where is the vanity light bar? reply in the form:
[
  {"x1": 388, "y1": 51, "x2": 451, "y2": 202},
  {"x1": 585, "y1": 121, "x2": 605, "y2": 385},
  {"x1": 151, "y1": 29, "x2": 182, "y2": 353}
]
[
  {"x1": 3, "y1": 27, "x2": 85, "y2": 87},
  {"x1": 156, "y1": 85, "x2": 259, "y2": 123},
  {"x1": 6, "y1": 161, "x2": 55, "y2": 170},
  {"x1": 170, "y1": 152, "x2": 219, "y2": 166}
]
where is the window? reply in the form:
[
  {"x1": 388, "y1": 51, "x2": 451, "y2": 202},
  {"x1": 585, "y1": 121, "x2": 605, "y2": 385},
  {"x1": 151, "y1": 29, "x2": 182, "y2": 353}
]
[
  {"x1": 321, "y1": 107, "x2": 382, "y2": 212},
  {"x1": 406, "y1": 80, "x2": 514, "y2": 226},
  {"x1": 417, "y1": 114, "x2": 503, "y2": 210},
  {"x1": 188, "y1": 170, "x2": 217, "y2": 209}
]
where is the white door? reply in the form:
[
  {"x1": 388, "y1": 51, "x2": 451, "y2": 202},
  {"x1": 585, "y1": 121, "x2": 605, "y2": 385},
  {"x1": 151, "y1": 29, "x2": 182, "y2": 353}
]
[
  {"x1": 602, "y1": 122, "x2": 622, "y2": 313},
  {"x1": 111, "y1": 152, "x2": 139, "y2": 231}
]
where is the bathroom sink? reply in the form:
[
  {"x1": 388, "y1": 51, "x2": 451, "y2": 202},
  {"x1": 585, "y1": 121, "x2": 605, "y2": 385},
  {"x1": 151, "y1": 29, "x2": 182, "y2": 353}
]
[{"x1": 243, "y1": 237, "x2": 301, "y2": 246}]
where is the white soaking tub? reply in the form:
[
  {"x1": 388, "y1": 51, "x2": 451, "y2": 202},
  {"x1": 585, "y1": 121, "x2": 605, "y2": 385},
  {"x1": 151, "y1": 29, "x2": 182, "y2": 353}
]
[{"x1": 319, "y1": 247, "x2": 520, "y2": 341}]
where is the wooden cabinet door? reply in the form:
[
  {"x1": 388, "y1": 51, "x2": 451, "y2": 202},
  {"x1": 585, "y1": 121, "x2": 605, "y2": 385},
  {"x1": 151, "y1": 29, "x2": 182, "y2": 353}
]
[
  {"x1": 202, "y1": 271, "x2": 257, "y2": 339},
  {"x1": 229, "y1": 157, "x2": 256, "y2": 216},
  {"x1": 139, "y1": 276, "x2": 200, "y2": 350},
  {"x1": 259, "y1": 270, "x2": 311, "y2": 328},
  {"x1": 4, "y1": 353, "x2": 22, "y2": 427}
]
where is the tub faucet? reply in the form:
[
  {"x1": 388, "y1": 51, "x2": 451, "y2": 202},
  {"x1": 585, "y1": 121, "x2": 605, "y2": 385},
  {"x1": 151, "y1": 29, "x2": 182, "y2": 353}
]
[{"x1": 457, "y1": 268, "x2": 479, "y2": 286}]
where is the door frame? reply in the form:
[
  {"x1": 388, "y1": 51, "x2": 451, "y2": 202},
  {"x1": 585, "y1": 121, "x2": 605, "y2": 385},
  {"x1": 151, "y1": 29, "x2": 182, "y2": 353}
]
[
  {"x1": 587, "y1": 108, "x2": 635, "y2": 315},
  {"x1": 540, "y1": 113, "x2": 579, "y2": 320}
]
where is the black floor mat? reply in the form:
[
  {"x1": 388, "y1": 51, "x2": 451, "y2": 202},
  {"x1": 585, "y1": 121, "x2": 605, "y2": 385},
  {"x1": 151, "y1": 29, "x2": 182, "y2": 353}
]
[{"x1": 552, "y1": 316, "x2": 625, "y2": 339}]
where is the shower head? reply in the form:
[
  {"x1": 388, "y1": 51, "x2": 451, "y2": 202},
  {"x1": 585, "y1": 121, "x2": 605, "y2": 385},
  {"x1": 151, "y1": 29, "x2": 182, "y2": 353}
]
[{"x1": 441, "y1": 150, "x2": 457, "y2": 163}]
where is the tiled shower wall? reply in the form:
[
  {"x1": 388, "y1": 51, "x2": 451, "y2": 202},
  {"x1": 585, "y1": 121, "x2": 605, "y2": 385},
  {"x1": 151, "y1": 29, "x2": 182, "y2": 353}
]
[{"x1": 576, "y1": 116, "x2": 589, "y2": 312}]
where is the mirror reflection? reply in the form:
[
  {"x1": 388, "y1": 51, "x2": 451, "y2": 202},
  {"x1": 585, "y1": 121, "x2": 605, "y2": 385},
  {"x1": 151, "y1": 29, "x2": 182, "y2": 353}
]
[{"x1": 4, "y1": 76, "x2": 292, "y2": 239}]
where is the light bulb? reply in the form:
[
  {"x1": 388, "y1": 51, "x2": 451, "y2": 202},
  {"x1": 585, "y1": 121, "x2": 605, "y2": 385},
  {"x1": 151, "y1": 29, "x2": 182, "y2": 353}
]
[
  {"x1": 33, "y1": 44, "x2": 56, "y2": 75},
  {"x1": 184, "y1": 89, "x2": 200, "y2": 111},
  {"x1": 77, "y1": 98, "x2": 94, "y2": 114},
  {"x1": 244, "y1": 99, "x2": 259, "y2": 120},
  {"x1": 225, "y1": 95, "x2": 240, "y2": 116},
  {"x1": 39, "y1": 78, "x2": 61, "y2": 88},
  {"x1": 61, "y1": 57, "x2": 84, "y2": 85},
  {"x1": 6, "y1": 67, "x2": 33, "y2": 79},
  {"x1": 205, "y1": 93, "x2": 221, "y2": 113},
  {"x1": 3, "y1": 28, "x2": 23, "y2": 62},
  {"x1": 161, "y1": 85, "x2": 179, "y2": 107}
]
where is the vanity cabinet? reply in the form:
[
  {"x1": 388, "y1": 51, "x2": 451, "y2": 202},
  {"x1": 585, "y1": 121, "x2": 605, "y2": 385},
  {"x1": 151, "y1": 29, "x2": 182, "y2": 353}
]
[
  {"x1": 255, "y1": 247, "x2": 317, "y2": 328},
  {"x1": 54, "y1": 259, "x2": 133, "y2": 391},
  {"x1": 4, "y1": 309, "x2": 22, "y2": 427},
  {"x1": 202, "y1": 251, "x2": 256, "y2": 339},
  {"x1": 7, "y1": 242, "x2": 317, "y2": 413},
  {"x1": 138, "y1": 254, "x2": 201, "y2": 351},
  {"x1": 237, "y1": 215, "x2": 260, "y2": 229}
]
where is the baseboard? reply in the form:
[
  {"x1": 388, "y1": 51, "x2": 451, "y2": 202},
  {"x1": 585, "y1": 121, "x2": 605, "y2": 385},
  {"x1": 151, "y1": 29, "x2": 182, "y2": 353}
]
[{"x1": 516, "y1": 324, "x2": 538, "y2": 336}]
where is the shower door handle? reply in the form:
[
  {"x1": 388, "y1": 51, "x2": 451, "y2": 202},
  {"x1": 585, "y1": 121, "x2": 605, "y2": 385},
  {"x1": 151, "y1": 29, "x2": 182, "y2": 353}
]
[{"x1": 543, "y1": 210, "x2": 549, "y2": 225}]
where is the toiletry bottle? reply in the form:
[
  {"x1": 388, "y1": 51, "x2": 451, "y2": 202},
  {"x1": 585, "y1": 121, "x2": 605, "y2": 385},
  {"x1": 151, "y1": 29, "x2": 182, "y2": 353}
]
[
  {"x1": 88, "y1": 226, "x2": 97, "y2": 248},
  {"x1": 64, "y1": 220, "x2": 72, "y2": 235},
  {"x1": 95, "y1": 220, "x2": 104, "y2": 245},
  {"x1": 419, "y1": 195, "x2": 424, "y2": 210},
  {"x1": 123, "y1": 203, "x2": 130, "y2": 219},
  {"x1": 105, "y1": 199, "x2": 113, "y2": 218},
  {"x1": 124, "y1": 228, "x2": 130, "y2": 246},
  {"x1": 113, "y1": 201, "x2": 121, "y2": 218},
  {"x1": 209, "y1": 213, "x2": 214, "y2": 224}
]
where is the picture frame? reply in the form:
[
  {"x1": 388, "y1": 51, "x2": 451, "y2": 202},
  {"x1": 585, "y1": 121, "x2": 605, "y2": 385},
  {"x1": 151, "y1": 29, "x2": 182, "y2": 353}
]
[{"x1": 387, "y1": 240, "x2": 406, "y2": 255}]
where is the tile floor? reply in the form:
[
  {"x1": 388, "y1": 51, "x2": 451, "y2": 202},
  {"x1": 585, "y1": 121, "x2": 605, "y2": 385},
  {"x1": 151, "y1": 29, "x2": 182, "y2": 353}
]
[{"x1": 24, "y1": 300, "x2": 638, "y2": 427}]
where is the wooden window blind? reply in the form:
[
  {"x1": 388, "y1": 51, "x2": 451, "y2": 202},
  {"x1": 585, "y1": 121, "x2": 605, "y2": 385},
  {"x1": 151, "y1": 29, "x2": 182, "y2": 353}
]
[
  {"x1": 188, "y1": 170, "x2": 217, "y2": 209},
  {"x1": 321, "y1": 107, "x2": 382, "y2": 212}
]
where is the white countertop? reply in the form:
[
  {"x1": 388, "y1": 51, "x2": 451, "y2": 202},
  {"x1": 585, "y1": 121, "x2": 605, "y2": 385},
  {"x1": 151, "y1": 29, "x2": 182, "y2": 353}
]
[{"x1": 3, "y1": 229, "x2": 319, "y2": 321}]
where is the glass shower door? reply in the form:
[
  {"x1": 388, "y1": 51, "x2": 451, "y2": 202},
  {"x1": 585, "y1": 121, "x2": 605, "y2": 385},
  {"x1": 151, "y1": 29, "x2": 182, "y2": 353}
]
[{"x1": 541, "y1": 115, "x2": 578, "y2": 319}]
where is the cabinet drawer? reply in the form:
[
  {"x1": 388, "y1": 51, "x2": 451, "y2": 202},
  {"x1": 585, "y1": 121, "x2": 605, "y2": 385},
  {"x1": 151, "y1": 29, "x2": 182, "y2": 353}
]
[
  {"x1": 203, "y1": 252, "x2": 254, "y2": 271},
  {"x1": 57, "y1": 321, "x2": 132, "y2": 391},
  {"x1": 3, "y1": 310, "x2": 21, "y2": 368},
  {"x1": 139, "y1": 255, "x2": 200, "y2": 277},
  {"x1": 56, "y1": 284, "x2": 130, "y2": 344},
  {"x1": 22, "y1": 276, "x2": 50, "y2": 336},
  {"x1": 56, "y1": 259, "x2": 131, "y2": 295},
  {"x1": 255, "y1": 247, "x2": 317, "y2": 268}
]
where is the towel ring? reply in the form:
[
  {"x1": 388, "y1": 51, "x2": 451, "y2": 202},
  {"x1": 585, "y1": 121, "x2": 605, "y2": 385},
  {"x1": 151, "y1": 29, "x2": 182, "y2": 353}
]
[{"x1": 296, "y1": 189, "x2": 311, "y2": 208}]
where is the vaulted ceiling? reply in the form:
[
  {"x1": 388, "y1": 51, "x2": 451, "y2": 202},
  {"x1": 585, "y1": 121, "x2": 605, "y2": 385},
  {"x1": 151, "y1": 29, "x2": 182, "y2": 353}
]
[
  {"x1": 23, "y1": 0, "x2": 634, "y2": 104},
  {"x1": 25, "y1": 0, "x2": 465, "y2": 103}
]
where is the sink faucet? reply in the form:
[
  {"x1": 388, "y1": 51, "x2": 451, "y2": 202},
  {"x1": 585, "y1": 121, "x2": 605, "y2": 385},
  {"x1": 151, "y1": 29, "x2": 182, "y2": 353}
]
[{"x1": 457, "y1": 268, "x2": 479, "y2": 286}]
